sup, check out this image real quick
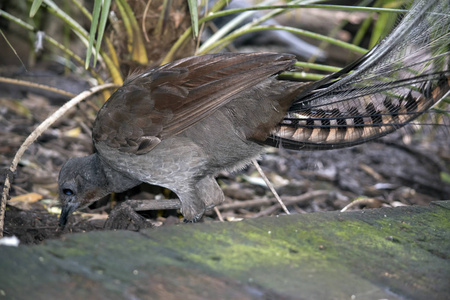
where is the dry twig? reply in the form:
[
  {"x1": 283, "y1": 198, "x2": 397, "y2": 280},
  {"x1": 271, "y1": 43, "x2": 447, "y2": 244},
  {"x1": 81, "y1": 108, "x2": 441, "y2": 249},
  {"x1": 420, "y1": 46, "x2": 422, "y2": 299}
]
[{"x1": 251, "y1": 158, "x2": 290, "y2": 215}]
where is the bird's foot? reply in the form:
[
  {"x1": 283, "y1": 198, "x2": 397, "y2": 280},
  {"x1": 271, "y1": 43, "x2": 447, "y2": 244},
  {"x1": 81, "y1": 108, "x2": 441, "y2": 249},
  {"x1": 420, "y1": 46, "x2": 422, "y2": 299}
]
[
  {"x1": 180, "y1": 203, "x2": 205, "y2": 223},
  {"x1": 104, "y1": 202, "x2": 153, "y2": 231},
  {"x1": 183, "y1": 213, "x2": 204, "y2": 223}
]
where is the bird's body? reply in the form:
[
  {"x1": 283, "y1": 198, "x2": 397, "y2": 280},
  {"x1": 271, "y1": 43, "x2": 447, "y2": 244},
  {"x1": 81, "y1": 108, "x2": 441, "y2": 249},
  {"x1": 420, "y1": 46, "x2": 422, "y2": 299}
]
[
  {"x1": 94, "y1": 55, "x2": 306, "y2": 220},
  {"x1": 59, "y1": 53, "x2": 308, "y2": 222},
  {"x1": 58, "y1": 0, "x2": 449, "y2": 226}
]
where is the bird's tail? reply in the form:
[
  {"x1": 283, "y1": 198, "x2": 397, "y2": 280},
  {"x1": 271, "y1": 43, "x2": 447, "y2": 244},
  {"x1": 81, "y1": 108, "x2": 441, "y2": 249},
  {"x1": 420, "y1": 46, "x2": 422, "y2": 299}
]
[{"x1": 265, "y1": 0, "x2": 449, "y2": 150}]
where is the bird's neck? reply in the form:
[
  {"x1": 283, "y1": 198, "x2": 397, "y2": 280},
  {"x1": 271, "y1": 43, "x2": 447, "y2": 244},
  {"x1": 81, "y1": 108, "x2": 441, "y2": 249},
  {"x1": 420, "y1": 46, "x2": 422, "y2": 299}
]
[{"x1": 93, "y1": 153, "x2": 142, "y2": 193}]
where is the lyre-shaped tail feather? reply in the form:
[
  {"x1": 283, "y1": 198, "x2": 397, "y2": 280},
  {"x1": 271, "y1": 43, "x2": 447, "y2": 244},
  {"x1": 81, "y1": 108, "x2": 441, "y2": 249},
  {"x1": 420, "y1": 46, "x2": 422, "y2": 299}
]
[{"x1": 266, "y1": 0, "x2": 450, "y2": 150}]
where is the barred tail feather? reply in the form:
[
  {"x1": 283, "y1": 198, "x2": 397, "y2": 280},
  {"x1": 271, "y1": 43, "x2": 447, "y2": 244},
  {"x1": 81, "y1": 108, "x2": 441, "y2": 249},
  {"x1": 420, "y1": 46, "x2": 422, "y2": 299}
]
[{"x1": 265, "y1": 0, "x2": 450, "y2": 150}]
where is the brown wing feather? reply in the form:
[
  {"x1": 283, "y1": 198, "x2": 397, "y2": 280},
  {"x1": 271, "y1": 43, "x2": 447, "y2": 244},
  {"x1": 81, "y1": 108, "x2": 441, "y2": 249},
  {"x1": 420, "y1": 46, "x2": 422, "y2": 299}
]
[{"x1": 93, "y1": 53, "x2": 296, "y2": 154}]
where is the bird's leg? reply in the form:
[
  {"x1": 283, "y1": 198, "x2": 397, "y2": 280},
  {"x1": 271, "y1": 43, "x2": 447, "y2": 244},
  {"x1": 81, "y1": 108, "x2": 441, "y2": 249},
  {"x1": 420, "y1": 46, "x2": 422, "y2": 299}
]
[
  {"x1": 177, "y1": 193, "x2": 206, "y2": 223},
  {"x1": 112, "y1": 177, "x2": 224, "y2": 223},
  {"x1": 180, "y1": 176, "x2": 225, "y2": 223},
  {"x1": 104, "y1": 201, "x2": 153, "y2": 230},
  {"x1": 104, "y1": 198, "x2": 182, "y2": 229},
  {"x1": 195, "y1": 176, "x2": 225, "y2": 210},
  {"x1": 105, "y1": 181, "x2": 223, "y2": 227}
]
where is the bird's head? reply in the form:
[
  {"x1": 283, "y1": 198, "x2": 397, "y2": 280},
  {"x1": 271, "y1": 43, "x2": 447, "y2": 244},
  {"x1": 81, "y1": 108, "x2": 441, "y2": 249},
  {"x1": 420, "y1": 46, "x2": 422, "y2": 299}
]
[{"x1": 58, "y1": 154, "x2": 109, "y2": 228}]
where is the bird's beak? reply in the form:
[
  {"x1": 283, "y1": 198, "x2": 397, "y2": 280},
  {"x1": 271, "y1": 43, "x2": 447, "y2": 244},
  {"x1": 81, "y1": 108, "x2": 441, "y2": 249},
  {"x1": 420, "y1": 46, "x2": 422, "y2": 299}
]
[{"x1": 59, "y1": 202, "x2": 79, "y2": 229}]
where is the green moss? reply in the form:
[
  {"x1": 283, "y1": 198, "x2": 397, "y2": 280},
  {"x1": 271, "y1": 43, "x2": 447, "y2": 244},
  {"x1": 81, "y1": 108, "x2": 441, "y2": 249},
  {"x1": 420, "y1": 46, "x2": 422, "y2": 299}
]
[{"x1": 2, "y1": 202, "x2": 449, "y2": 299}]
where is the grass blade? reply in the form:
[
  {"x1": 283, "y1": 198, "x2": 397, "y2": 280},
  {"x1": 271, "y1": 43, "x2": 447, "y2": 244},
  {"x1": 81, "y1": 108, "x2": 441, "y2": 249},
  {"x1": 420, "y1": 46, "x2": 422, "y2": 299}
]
[
  {"x1": 93, "y1": 0, "x2": 111, "y2": 68},
  {"x1": 115, "y1": 0, "x2": 148, "y2": 64},
  {"x1": 187, "y1": 0, "x2": 198, "y2": 37},
  {"x1": 29, "y1": 0, "x2": 44, "y2": 17},
  {"x1": 85, "y1": 0, "x2": 102, "y2": 69}
]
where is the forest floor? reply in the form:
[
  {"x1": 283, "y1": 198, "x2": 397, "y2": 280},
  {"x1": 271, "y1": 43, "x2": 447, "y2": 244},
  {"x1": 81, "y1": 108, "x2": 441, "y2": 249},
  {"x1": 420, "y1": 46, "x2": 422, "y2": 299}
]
[{"x1": 1, "y1": 67, "x2": 448, "y2": 244}]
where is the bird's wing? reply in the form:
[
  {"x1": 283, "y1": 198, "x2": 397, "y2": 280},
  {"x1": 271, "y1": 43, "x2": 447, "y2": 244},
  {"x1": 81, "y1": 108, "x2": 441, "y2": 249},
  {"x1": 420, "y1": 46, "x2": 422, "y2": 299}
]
[{"x1": 93, "y1": 53, "x2": 295, "y2": 154}]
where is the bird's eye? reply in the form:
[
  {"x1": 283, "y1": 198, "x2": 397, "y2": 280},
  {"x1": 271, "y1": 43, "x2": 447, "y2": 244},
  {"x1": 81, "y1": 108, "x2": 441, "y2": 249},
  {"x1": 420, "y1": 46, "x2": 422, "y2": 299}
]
[{"x1": 62, "y1": 188, "x2": 74, "y2": 196}]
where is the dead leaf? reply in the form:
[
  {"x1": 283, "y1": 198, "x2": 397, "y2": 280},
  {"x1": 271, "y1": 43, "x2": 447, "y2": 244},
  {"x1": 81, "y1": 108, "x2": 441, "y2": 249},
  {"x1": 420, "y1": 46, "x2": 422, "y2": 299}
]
[
  {"x1": 64, "y1": 127, "x2": 82, "y2": 137},
  {"x1": 8, "y1": 193, "x2": 44, "y2": 210},
  {"x1": 0, "y1": 98, "x2": 32, "y2": 119},
  {"x1": 10, "y1": 193, "x2": 43, "y2": 203}
]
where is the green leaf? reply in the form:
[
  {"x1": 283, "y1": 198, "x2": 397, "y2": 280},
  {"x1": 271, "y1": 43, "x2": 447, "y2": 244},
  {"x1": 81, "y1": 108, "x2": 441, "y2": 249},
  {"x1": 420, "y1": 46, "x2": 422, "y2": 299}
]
[
  {"x1": 116, "y1": 0, "x2": 148, "y2": 64},
  {"x1": 29, "y1": 0, "x2": 44, "y2": 18},
  {"x1": 94, "y1": 0, "x2": 111, "y2": 68},
  {"x1": 293, "y1": 62, "x2": 341, "y2": 73},
  {"x1": 187, "y1": 0, "x2": 198, "y2": 38},
  {"x1": 85, "y1": 0, "x2": 102, "y2": 69},
  {"x1": 198, "y1": 25, "x2": 368, "y2": 55},
  {"x1": 370, "y1": 0, "x2": 402, "y2": 48}
]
